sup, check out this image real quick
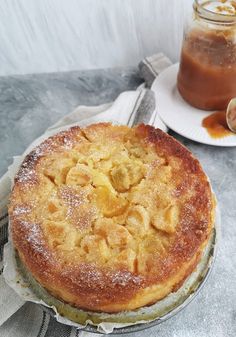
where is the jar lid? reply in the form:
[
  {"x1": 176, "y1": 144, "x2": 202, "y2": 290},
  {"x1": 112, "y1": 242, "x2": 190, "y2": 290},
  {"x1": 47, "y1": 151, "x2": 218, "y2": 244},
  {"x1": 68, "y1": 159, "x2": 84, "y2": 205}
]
[
  {"x1": 200, "y1": 0, "x2": 236, "y2": 15},
  {"x1": 194, "y1": 0, "x2": 236, "y2": 24}
]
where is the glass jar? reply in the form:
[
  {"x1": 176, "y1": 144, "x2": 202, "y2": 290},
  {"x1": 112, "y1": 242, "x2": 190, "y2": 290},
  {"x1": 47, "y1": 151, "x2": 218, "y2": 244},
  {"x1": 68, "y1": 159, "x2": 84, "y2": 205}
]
[{"x1": 177, "y1": 0, "x2": 236, "y2": 111}]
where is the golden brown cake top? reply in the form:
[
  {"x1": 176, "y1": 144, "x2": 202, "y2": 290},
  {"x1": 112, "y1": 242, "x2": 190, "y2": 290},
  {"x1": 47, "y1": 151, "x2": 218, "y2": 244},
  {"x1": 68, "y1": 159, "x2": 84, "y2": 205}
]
[{"x1": 9, "y1": 123, "x2": 214, "y2": 312}]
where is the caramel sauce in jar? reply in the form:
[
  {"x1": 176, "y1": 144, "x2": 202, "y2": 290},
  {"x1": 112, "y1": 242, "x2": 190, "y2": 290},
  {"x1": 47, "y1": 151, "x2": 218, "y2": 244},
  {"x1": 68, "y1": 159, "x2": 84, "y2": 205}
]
[
  {"x1": 202, "y1": 111, "x2": 233, "y2": 138},
  {"x1": 177, "y1": 1, "x2": 236, "y2": 111},
  {"x1": 178, "y1": 30, "x2": 236, "y2": 110}
]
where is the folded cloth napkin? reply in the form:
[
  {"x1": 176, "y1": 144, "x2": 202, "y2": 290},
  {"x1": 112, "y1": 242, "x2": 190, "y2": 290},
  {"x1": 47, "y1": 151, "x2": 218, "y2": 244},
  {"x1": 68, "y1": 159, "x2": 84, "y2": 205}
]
[
  {"x1": 0, "y1": 53, "x2": 171, "y2": 337},
  {"x1": 139, "y1": 53, "x2": 172, "y2": 88}
]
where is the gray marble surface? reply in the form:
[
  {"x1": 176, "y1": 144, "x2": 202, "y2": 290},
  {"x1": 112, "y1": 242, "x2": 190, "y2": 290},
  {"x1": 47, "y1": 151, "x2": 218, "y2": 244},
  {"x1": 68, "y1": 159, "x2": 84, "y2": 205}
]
[{"x1": 0, "y1": 68, "x2": 235, "y2": 337}]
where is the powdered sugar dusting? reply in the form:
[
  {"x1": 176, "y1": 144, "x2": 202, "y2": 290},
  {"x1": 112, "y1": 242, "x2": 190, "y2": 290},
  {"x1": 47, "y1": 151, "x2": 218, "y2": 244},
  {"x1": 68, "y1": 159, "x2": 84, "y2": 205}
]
[
  {"x1": 59, "y1": 186, "x2": 86, "y2": 209},
  {"x1": 61, "y1": 133, "x2": 76, "y2": 149},
  {"x1": 65, "y1": 263, "x2": 143, "y2": 291},
  {"x1": 58, "y1": 186, "x2": 94, "y2": 229},
  {"x1": 70, "y1": 206, "x2": 96, "y2": 230},
  {"x1": 110, "y1": 270, "x2": 143, "y2": 287},
  {"x1": 13, "y1": 205, "x2": 32, "y2": 216},
  {"x1": 75, "y1": 263, "x2": 104, "y2": 288},
  {"x1": 35, "y1": 128, "x2": 80, "y2": 156},
  {"x1": 19, "y1": 220, "x2": 50, "y2": 260},
  {"x1": 15, "y1": 128, "x2": 80, "y2": 185},
  {"x1": 16, "y1": 162, "x2": 37, "y2": 185}
]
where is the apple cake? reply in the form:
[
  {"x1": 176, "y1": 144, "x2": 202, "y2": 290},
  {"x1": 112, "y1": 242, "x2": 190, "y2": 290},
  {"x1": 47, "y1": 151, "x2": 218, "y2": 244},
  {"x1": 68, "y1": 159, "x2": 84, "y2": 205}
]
[{"x1": 9, "y1": 123, "x2": 215, "y2": 313}]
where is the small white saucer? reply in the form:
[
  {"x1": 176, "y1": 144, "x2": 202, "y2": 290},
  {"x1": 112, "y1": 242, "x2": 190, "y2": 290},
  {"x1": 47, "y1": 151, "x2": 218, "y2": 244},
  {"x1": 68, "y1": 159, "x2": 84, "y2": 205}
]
[{"x1": 152, "y1": 63, "x2": 236, "y2": 147}]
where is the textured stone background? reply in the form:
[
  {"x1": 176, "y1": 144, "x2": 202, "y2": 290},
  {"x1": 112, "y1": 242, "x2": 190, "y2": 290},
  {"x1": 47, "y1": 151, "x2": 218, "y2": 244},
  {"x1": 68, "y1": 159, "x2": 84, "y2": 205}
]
[{"x1": 0, "y1": 0, "x2": 192, "y2": 76}]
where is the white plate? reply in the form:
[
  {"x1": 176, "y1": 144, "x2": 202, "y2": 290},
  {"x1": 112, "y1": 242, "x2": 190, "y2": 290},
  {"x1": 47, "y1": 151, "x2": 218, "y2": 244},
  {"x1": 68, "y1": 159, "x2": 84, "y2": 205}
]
[{"x1": 152, "y1": 63, "x2": 236, "y2": 147}]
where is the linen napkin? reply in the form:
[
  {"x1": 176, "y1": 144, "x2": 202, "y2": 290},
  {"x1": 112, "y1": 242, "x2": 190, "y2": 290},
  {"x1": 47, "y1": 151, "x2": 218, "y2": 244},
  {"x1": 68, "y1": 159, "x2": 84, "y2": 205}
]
[{"x1": 0, "y1": 53, "x2": 171, "y2": 336}]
